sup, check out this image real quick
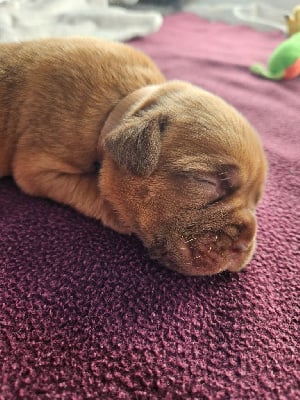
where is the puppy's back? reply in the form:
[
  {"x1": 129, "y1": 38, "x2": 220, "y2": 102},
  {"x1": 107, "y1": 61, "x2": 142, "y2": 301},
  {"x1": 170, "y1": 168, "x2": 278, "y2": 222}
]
[
  {"x1": 0, "y1": 38, "x2": 165, "y2": 176},
  {"x1": 0, "y1": 42, "x2": 25, "y2": 175}
]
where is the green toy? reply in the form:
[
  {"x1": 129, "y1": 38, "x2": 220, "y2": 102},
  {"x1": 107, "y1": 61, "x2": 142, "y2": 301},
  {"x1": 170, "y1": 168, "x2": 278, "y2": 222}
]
[{"x1": 250, "y1": 32, "x2": 300, "y2": 80}]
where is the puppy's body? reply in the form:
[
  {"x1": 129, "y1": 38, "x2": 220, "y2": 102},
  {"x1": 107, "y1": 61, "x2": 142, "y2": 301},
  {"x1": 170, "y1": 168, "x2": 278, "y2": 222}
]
[
  {"x1": 0, "y1": 38, "x2": 165, "y2": 229},
  {"x1": 0, "y1": 38, "x2": 267, "y2": 276}
]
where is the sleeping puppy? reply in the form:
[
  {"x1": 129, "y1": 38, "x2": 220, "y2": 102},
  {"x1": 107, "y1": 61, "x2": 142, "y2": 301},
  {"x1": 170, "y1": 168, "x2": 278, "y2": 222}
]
[{"x1": 0, "y1": 38, "x2": 267, "y2": 276}]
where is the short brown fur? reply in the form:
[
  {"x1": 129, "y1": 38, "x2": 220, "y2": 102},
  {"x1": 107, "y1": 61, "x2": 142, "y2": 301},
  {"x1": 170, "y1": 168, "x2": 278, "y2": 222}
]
[{"x1": 0, "y1": 38, "x2": 267, "y2": 276}]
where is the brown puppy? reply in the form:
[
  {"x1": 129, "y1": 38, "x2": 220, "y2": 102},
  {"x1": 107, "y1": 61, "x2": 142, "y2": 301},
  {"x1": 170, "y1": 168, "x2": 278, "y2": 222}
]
[{"x1": 0, "y1": 38, "x2": 267, "y2": 276}]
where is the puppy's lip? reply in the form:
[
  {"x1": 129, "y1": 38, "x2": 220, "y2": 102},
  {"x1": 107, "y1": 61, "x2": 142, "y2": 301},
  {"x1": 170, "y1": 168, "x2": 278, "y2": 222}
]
[
  {"x1": 151, "y1": 236, "x2": 256, "y2": 276},
  {"x1": 226, "y1": 240, "x2": 256, "y2": 272}
]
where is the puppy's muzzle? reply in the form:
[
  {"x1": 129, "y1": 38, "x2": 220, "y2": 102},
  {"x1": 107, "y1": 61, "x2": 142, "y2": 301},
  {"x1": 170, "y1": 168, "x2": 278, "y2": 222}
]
[{"x1": 150, "y1": 210, "x2": 257, "y2": 276}]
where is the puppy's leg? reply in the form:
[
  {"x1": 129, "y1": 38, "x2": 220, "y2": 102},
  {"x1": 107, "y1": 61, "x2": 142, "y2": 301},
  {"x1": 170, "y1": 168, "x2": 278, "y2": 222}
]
[
  {"x1": 13, "y1": 151, "x2": 131, "y2": 234},
  {"x1": 13, "y1": 150, "x2": 102, "y2": 215}
]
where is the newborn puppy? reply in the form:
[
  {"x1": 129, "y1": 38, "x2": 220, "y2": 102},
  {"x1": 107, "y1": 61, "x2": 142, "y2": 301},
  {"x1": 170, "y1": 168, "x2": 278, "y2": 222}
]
[{"x1": 0, "y1": 38, "x2": 267, "y2": 276}]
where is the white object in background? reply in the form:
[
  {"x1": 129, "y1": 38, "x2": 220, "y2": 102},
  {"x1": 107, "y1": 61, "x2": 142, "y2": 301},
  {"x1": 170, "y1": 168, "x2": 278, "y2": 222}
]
[
  {"x1": 0, "y1": 0, "x2": 163, "y2": 42},
  {"x1": 184, "y1": 1, "x2": 290, "y2": 33},
  {"x1": 109, "y1": 0, "x2": 139, "y2": 5},
  {"x1": 233, "y1": 3, "x2": 286, "y2": 32}
]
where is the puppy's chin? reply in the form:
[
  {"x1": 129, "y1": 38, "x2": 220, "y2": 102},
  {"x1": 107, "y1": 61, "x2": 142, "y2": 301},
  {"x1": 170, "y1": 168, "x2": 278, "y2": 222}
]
[{"x1": 147, "y1": 230, "x2": 256, "y2": 276}]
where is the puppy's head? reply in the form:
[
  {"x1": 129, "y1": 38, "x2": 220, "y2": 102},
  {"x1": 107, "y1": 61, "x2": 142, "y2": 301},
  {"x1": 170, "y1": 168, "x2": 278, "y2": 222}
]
[{"x1": 98, "y1": 81, "x2": 267, "y2": 276}]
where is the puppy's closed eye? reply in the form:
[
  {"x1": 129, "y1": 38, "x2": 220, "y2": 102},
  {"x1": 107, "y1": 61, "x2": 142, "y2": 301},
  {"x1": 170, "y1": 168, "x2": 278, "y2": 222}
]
[
  {"x1": 172, "y1": 172, "x2": 222, "y2": 205},
  {"x1": 173, "y1": 164, "x2": 239, "y2": 205},
  {"x1": 209, "y1": 166, "x2": 240, "y2": 205}
]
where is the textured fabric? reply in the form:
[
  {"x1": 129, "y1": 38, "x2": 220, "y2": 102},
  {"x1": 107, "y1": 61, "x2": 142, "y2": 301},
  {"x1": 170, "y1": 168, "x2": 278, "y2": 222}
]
[{"x1": 1, "y1": 13, "x2": 299, "y2": 400}]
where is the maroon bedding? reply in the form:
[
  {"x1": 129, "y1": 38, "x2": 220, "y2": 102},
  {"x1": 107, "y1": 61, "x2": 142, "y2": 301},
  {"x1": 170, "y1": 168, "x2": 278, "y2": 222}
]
[{"x1": 1, "y1": 13, "x2": 299, "y2": 399}]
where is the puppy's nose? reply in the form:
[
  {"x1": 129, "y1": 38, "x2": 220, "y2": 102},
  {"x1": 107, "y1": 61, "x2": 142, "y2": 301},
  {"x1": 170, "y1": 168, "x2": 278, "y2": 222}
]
[
  {"x1": 232, "y1": 240, "x2": 251, "y2": 253},
  {"x1": 231, "y1": 214, "x2": 256, "y2": 254}
]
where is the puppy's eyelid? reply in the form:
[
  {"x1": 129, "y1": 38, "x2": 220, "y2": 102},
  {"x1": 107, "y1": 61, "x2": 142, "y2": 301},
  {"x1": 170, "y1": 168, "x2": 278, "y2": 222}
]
[
  {"x1": 176, "y1": 169, "x2": 221, "y2": 188},
  {"x1": 206, "y1": 184, "x2": 239, "y2": 207}
]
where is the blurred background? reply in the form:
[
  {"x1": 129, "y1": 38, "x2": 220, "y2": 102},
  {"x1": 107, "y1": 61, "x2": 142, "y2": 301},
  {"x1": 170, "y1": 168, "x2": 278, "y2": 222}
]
[{"x1": 0, "y1": 0, "x2": 298, "y2": 42}]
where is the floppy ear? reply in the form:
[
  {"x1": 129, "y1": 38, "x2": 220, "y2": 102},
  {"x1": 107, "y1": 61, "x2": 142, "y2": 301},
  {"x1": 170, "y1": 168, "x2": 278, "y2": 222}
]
[{"x1": 104, "y1": 114, "x2": 168, "y2": 177}]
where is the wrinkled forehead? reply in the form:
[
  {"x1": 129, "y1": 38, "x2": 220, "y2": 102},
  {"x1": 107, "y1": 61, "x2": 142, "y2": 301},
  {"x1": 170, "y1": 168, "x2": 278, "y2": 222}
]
[
  {"x1": 149, "y1": 81, "x2": 266, "y2": 182},
  {"x1": 158, "y1": 103, "x2": 267, "y2": 192},
  {"x1": 160, "y1": 108, "x2": 251, "y2": 162},
  {"x1": 157, "y1": 87, "x2": 244, "y2": 145}
]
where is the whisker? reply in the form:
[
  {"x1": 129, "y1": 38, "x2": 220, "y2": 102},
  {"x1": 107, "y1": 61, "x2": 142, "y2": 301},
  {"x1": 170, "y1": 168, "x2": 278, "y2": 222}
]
[{"x1": 182, "y1": 237, "x2": 197, "y2": 243}]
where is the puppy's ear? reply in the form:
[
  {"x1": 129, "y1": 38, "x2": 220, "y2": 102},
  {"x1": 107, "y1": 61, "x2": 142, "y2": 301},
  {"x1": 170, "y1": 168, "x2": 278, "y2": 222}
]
[{"x1": 104, "y1": 114, "x2": 168, "y2": 177}]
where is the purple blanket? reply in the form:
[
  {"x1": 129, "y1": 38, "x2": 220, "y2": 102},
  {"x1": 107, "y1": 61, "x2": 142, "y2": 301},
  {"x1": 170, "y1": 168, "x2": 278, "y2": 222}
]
[{"x1": 1, "y1": 13, "x2": 299, "y2": 399}]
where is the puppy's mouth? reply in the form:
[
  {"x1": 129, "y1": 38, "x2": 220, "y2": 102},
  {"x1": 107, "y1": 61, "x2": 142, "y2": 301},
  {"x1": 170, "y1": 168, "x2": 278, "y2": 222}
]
[{"x1": 148, "y1": 228, "x2": 256, "y2": 276}]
